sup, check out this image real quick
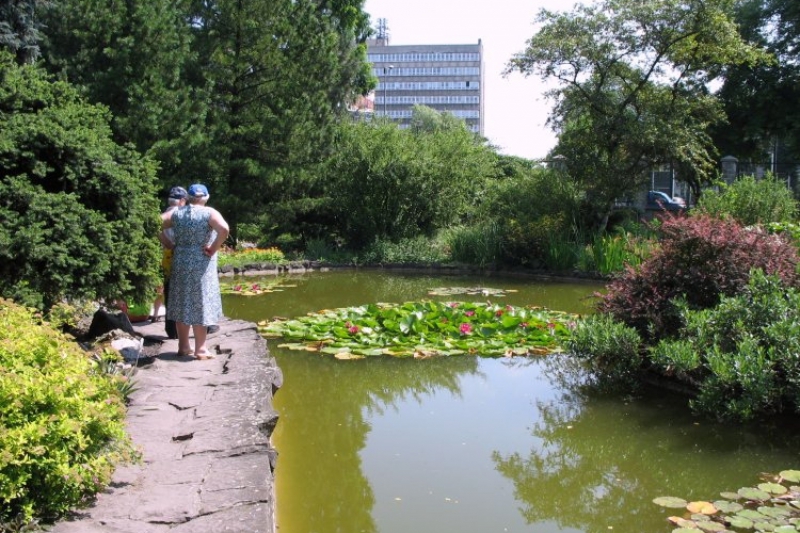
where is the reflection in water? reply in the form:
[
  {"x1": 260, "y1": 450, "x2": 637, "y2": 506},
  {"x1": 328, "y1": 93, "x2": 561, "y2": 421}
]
[
  {"x1": 222, "y1": 270, "x2": 800, "y2": 533},
  {"x1": 272, "y1": 348, "x2": 480, "y2": 533},
  {"x1": 491, "y1": 355, "x2": 800, "y2": 533}
]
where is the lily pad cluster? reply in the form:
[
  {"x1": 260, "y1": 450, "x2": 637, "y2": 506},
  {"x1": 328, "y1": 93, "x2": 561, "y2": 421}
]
[
  {"x1": 427, "y1": 286, "x2": 516, "y2": 297},
  {"x1": 220, "y1": 279, "x2": 296, "y2": 296},
  {"x1": 653, "y1": 469, "x2": 800, "y2": 533},
  {"x1": 257, "y1": 300, "x2": 579, "y2": 359}
]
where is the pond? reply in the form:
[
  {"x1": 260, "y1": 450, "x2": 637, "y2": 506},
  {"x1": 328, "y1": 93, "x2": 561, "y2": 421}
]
[{"x1": 223, "y1": 269, "x2": 800, "y2": 533}]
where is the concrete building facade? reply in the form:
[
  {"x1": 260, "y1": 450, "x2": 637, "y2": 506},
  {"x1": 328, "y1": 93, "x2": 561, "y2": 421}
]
[{"x1": 367, "y1": 39, "x2": 485, "y2": 135}]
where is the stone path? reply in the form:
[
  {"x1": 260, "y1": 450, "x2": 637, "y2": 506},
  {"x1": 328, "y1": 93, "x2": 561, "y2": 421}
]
[{"x1": 51, "y1": 318, "x2": 282, "y2": 533}]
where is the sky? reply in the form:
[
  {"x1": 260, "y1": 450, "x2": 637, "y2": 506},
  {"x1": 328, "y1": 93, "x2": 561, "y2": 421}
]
[{"x1": 362, "y1": 0, "x2": 581, "y2": 160}]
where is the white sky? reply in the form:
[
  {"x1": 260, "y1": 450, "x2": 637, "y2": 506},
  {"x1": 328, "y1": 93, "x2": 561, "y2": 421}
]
[{"x1": 362, "y1": 0, "x2": 581, "y2": 160}]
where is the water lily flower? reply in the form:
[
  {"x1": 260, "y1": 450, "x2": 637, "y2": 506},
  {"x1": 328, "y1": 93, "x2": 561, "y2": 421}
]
[
  {"x1": 495, "y1": 309, "x2": 504, "y2": 317},
  {"x1": 348, "y1": 325, "x2": 359, "y2": 334},
  {"x1": 449, "y1": 302, "x2": 460, "y2": 308},
  {"x1": 520, "y1": 322, "x2": 528, "y2": 329},
  {"x1": 460, "y1": 323, "x2": 472, "y2": 335},
  {"x1": 465, "y1": 310, "x2": 475, "y2": 317}
]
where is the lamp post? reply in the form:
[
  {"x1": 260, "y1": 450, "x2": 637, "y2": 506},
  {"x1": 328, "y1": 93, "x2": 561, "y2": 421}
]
[{"x1": 383, "y1": 65, "x2": 394, "y2": 118}]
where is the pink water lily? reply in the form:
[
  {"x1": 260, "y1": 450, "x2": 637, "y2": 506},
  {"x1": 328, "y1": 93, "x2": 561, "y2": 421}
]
[{"x1": 460, "y1": 323, "x2": 472, "y2": 335}]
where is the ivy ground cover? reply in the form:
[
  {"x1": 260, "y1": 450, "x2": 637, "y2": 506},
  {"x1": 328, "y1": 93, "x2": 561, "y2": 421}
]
[{"x1": 257, "y1": 300, "x2": 579, "y2": 359}]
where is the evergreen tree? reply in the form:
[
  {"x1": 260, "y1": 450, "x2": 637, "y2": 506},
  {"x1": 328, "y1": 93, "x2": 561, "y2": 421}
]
[{"x1": 0, "y1": 52, "x2": 161, "y2": 310}]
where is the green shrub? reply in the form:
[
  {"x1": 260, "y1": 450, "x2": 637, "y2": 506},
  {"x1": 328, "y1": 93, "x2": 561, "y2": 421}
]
[
  {"x1": 0, "y1": 299, "x2": 135, "y2": 522},
  {"x1": 0, "y1": 53, "x2": 162, "y2": 311},
  {"x1": 695, "y1": 174, "x2": 798, "y2": 226},
  {"x1": 650, "y1": 270, "x2": 800, "y2": 420},
  {"x1": 566, "y1": 314, "x2": 644, "y2": 389},
  {"x1": 217, "y1": 247, "x2": 286, "y2": 268}
]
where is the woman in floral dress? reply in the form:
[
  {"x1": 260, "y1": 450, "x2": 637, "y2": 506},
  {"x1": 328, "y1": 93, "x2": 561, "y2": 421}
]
[{"x1": 160, "y1": 183, "x2": 229, "y2": 359}]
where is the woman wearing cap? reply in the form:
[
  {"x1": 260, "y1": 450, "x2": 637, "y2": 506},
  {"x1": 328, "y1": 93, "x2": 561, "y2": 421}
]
[{"x1": 160, "y1": 183, "x2": 229, "y2": 359}]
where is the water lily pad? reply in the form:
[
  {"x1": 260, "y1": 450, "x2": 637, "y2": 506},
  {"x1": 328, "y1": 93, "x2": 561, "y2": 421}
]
[
  {"x1": 721, "y1": 492, "x2": 743, "y2": 501},
  {"x1": 334, "y1": 352, "x2": 364, "y2": 360},
  {"x1": 758, "y1": 506, "x2": 792, "y2": 518},
  {"x1": 759, "y1": 483, "x2": 789, "y2": 495},
  {"x1": 773, "y1": 526, "x2": 799, "y2": 533},
  {"x1": 655, "y1": 497, "x2": 690, "y2": 509},
  {"x1": 688, "y1": 501, "x2": 718, "y2": 515},
  {"x1": 728, "y1": 516, "x2": 754, "y2": 529},
  {"x1": 739, "y1": 487, "x2": 772, "y2": 501},
  {"x1": 781, "y1": 471, "x2": 800, "y2": 484},
  {"x1": 738, "y1": 509, "x2": 768, "y2": 520},
  {"x1": 714, "y1": 501, "x2": 744, "y2": 514},
  {"x1": 696, "y1": 520, "x2": 728, "y2": 532},
  {"x1": 673, "y1": 528, "x2": 704, "y2": 533},
  {"x1": 427, "y1": 286, "x2": 511, "y2": 297}
]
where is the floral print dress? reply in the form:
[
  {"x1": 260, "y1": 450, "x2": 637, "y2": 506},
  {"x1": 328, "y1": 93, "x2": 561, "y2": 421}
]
[{"x1": 166, "y1": 205, "x2": 223, "y2": 326}]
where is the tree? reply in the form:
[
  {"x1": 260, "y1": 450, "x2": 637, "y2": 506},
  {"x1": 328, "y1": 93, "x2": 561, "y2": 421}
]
[
  {"x1": 323, "y1": 111, "x2": 496, "y2": 248},
  {"x1": 0, "y1": 0, "x2": 51, "y2": 65},
  {"x1": 506, "y1": 0, "x2": 769, "y2": 232},
  {"x1": 0, "y1": 53, "x2": 161, "y2": 310},
  {"x1": 180, "y1": 0, "x2": 375, "y2": 242},
  {"x1": 39, "y1": 0, "x2": 202, "y2": 184},
  {"x1": 713, "y1": 0, "x2": 800, "y2": 163}
]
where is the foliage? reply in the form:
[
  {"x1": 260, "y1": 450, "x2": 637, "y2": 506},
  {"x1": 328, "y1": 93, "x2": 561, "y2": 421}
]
[
  {"x1": 359, "y1": 236, "x2": 451, "y2": 265},
  {"x1": 445, "y1": 222, "x2": 504, "y2": 268},
  {"x1": 0, "y1": 299, "x2": 135, "y2": 523},
  {"x1": 323, "y1": 117, "x2": 496, "y2": 248},
  {"x1": 39, "y1": 0, "x2": 375, "y2": 243},
  {"x1": 258, "y1": 300, "x2": 579, "y2": 359},
  {"x1": 220, "y1": 279, "x2": 297, "y2": 296},
  {"x1": 0, "y1": 53, "x2": 162, "y2": 310},
  {"x1": 653, "y1": 469, "x2": 800, "y2": 532},
  {"x1": 650, "y1": 270, "x2": 800, "y2": 420},
  {"x1": 713, "y1": 0, "x2": 800, "y2": 162},
  {"x1": 0, "y1": 0, "x2": 51, "y2": 65},
  {"x1": 506, "y1": 0, "x2": 770, "y2": 230},
  {"x1": 766, "y1": 220, "x2": 800, "y2": 246},
  {"x1": 695, "y1": 174, "x2": 798, "y2": 226},
  {"x1": 218, "y1": 247, "x2": 287, "y2": 268},
  {"x1": 479, "y1": 165, "x2": 582, "y2": 267},
  {"x1": 579, "y1": 230, "x2": 656, "y2": 276},
  {"x1": 566, "y1": 313, "x2": 643, "y2": 388},
  {"x1": 39, "y1": 0, "x2": 198, "y2": 165},
  {"x1": 46, "y1": 300, "x2": 98, "y2": 333},
  {"x1": 175, "y1": 0, "x2": 375, "y2": 242},
  {"x1": 599, "y1": 213, "x2": 800, "y2": 340}
]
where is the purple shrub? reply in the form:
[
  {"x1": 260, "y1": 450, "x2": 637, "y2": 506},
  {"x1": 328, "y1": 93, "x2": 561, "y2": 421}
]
[{"x1": 599, "y1": 214, "x2": 800, "y2": 340}]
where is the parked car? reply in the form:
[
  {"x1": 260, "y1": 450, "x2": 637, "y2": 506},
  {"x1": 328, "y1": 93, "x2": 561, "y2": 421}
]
[{"x1": 646, "y1": 190, "x2": 685, "y2": 212}]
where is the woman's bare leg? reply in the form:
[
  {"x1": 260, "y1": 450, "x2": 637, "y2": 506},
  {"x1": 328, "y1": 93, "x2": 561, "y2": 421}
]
[
  {"x1": 193, "y1": 324, "x2": 213, "y2": 359},
  {"x1": 177, "y1": 322, "x2": 192, "y2": 355}
]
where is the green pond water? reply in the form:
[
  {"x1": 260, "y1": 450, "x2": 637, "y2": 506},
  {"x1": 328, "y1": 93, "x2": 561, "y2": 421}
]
[{"x1": 222, "y1": 269, "x2": 800, "y2": 533}]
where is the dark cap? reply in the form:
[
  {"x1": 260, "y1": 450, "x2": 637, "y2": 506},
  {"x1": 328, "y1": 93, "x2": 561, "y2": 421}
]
[
  {"x1": 168, "y1": 186, "x2": 188, "y2": 200},
  {"x1": 188, "y1": 183, "x2": 209, "y2": 198}
]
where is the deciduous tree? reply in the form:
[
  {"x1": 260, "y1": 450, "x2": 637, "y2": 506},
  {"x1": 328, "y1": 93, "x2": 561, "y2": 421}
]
[{"x1": 506, "y1": 0, "x2": 768, "y2": 231}]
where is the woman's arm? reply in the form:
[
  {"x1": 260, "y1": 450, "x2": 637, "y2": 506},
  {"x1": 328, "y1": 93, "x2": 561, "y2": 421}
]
[{"x1": 204, "y1": 209, "x2": 230, "y2": 257}]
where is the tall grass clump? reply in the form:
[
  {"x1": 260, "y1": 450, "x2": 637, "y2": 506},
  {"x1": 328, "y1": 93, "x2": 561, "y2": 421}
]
[{"x1": 446, "y1": 222, "x2": 503, "y2": 267}]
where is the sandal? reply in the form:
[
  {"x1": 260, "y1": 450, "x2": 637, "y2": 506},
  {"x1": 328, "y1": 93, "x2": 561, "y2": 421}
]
[
  {"x1": 178, "y1": 348, "x2": 193, "y2": 357},
  {"x1": 194, "y1": 351, "x2": 215, "y2": 360}
]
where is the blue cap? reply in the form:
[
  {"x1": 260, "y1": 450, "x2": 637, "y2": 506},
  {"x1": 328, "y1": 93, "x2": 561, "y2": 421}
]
[{"x1": 188, "y1": 183, "x2": 209, "y2": 198}]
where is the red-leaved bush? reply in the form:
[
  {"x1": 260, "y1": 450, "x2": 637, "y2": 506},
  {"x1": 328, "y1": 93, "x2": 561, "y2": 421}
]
[{"x1": 599, "y1": 214, "x2": 800, "y2": 340}]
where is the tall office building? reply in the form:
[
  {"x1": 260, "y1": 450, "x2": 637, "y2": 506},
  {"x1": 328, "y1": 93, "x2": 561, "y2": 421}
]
[{"x1": 366, "y1": 30, "x2": 485, "y2": 135}]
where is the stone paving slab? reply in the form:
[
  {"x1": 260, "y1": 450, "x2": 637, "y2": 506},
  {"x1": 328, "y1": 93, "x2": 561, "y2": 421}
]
[{"x1": 51, "y1": 318, "x2": 282, "y2": 533}]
